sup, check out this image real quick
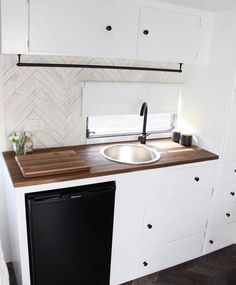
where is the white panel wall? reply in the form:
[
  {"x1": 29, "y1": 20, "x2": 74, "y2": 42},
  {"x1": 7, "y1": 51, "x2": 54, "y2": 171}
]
[
  {"x1": 0, "y1": 56, "x2": 11, "y2": 262},
  {"x1": 179, "y1": 10, "x2": 236, "y2": 156}
]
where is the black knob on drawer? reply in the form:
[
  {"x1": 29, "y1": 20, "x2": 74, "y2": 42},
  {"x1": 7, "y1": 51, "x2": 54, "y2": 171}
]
[
  {"x1": 106, "y1": 25, "x2": 112, "y2": 31},
  {"x1": 234, "y1": 169, "x2": 236, "y2": 173},
  {"x1": 143, "y1": 30, "x2": 149, "y2": 35},
  {"x1": 194, "y1": 177, "x2": 200, "y2": 182},
  {"x1": 143, "y1": 261, "x2": 148, "y2": 267},
  {"x1": 231, "y1": 192, "x2": 235, "y2": 196},
  {"x1": 209, "y1": 240, "x2": 214, "y2": 244},
  {"x1": 147, "y1": 224, "x2": 152, "y2": 229},
  {"x1": 226, "y1": 213, "x2": 231, "y2": 217}
]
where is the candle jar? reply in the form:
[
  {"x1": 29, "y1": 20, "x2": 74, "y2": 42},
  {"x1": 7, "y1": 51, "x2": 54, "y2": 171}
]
[
  {"x1": 180, "y1": 133, "x2": 193, "y2": 147},
  {"x1": 172, "y1": 130, "x2": 181, "y2": 143}
]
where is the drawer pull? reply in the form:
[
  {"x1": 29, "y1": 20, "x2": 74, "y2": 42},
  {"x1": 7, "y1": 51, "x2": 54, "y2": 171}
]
[
  {"x1": 143, "y1": 261, "x2": 148, "y2": 267},
  {"x1": 230, "y1": 192, "x2": 235, "y2": 196},
  {"x1": 226, "y1": 213, "x2": 231, "y2": 217},
  {"x1": 147, "y1": 224, "x2": 153, "y2": 229},
  {"x1": 209, "y1": 240, "x2": 214, "y2": 244},
  {"x1": 106, "y1": 25, "x2": 112, "y2": 31},
  {"x1": 194, "y1": 177, "x2": 200, "y2": 182},
  {"x1": 143, "y1": 30, "x2": 149, "y2": 35}
]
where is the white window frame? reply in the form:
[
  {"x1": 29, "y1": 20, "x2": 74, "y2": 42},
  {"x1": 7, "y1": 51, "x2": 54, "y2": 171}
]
[{"x1": 86, "y1": 113, "x2": 177, "y2": 144}]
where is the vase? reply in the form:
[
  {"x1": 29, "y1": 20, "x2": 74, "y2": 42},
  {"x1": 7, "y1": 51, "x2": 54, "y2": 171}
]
[{"x1": 13, "y1": 143, "x2": 25, "y2": 156}]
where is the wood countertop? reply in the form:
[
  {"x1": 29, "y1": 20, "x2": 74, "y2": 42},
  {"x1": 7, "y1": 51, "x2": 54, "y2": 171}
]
[{"x1": 2, "y1": 139, "x2": 219, "y2": 188}]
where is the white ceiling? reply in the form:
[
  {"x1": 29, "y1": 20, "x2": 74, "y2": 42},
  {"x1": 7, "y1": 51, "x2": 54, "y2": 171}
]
[{"x1": 157, "y1": 0, "x2": 236, "y2": 12}]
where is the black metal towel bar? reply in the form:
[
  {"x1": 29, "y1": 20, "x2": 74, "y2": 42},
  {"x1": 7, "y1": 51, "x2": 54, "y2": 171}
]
[{"x1": 16, "y1": 54, "x2": 183, "y2": 73}]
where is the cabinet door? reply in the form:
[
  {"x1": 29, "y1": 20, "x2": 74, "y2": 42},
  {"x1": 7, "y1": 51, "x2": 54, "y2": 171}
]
[
  {"x1": 210, "y1": 203, "x2": 236, "y2": 228},
  {"x1": 171, "y1": 164, "x2": 216, "y2": 195},
  {"x1": 215, "y1": 183, "x2": 236, "y2": 206},
  {"x1": 205, "y1": 223, "x2": 236, "y2": 254},
  {"x1": 29, "y1": 0, "x2": 114, "y2": 56},
  {"x1": 142, "y1": 189, "x2": 211, "y2": 249},
  {"x1": 139, "y1": 233, "x2": 204, "y2": 277},
  {"x1": 137, "y1": 6, "x2": 201, "y2": 63}
]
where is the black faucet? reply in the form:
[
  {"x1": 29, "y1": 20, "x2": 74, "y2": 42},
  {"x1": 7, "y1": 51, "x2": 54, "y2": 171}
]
[{"x1": 138, "y1": 102, "x2": 149, "y2": 144}]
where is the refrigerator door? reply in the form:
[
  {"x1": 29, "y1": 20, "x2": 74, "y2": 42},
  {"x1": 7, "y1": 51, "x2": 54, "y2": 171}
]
[{"x1": 26, "y1": 182, "x2": 116, "y2": 285}]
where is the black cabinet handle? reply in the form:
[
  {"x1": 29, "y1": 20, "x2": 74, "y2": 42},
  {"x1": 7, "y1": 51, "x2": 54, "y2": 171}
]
[
  {"x1": 194, "y1": 177, "x2": 200, "y2": 182},
  {"x1": 209, "y1": 240, "x2": 214, "y2": 244},
  {"x1": 143, "y1": 261, "x2": 148, "y2": 267},
  {"x1": 226, "y1": 213, "x2": 231, "y2": 217},
  {"x1": 230, "y1": 192, "x2": 235, "y2": 196},
  {"x1": 143, "y1": 30, "x2": 149, "y2": 35},
  {"x1": 147, "y1": 224, "x2": 152, "y2": 229},
  {"x1": 106, "y1": 25, "x2": 112, "y2": 31},
  {"x1": 234, "y1": 169, "x2": 236, "y2": 173}
]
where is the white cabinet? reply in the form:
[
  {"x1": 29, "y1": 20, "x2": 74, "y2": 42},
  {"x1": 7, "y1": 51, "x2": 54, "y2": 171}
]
[
  {"x1": 171, "y1": 164, "x2": 216, "y2": 194},
  {"x1": 29, "y1": 0, "x2": 115, "y2": 56},
  {"x1": 137, "y1": 6, "x2": 201, "y2": 63},
  {"x1": 205, "y1": 223, "x2": 236, "y2": 254},
  {"x1": 210, "y1": 202, "x2": 236, "y2": 228},
  {"x1": 139, "y1": 233, "x2": 204, "y2": 277},
  {"x1": 1, "y1": 0, "x2": 213, "y2": 63},
  {"x1": 3, "y1": 160, "x2": 217, "y2": 285},
  {"x1": 142, "y1": 189, "x2": 211, "y2": 249}
]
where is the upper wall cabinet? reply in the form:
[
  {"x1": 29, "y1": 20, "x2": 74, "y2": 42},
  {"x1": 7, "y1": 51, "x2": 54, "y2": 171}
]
[
  {"x1": 137, "y1": 7, "x2": 201, "y2": 64},
  {"x1": 1, "y1": 0, "x2": 214, "y2": 64},
  {"x1": 29, "y1": 0, "x2": 115, "y2": 57}
]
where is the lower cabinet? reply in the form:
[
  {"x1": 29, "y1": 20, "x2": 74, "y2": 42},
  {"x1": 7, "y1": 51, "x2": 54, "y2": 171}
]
[
  {"x1": 139, "y1": 233, "x2": 204, "y2": 276},
  {"x1": 205, "y1": 223, "x2": 236, "y2": 254},
  {"x1": 142, "y1": 189, "x2": 211, "y2": 249}
]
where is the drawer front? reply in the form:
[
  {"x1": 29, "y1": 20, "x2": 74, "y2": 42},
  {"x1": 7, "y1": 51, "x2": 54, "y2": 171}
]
[
  {"x1": 215, "y1": 183, "x2": 236, "y2": 206},
  {"x1": 210, "y1": 203, "x2": 236, "y2": 229},
  {"x1": 142, "y1": 189, "x2": 211, "y2": 249},
  {"x1": 219, "y1": 161, "x2": 236, "y2": 184},
  {"x1": 171, "y1": 164, "x2": 216, "y2": 194},
  {"x1": 205, "y1": 223, "x2": 236, "y2": 254},
  {"x1": 139, "y1": 233, "x2": 204, "y2": 276}
]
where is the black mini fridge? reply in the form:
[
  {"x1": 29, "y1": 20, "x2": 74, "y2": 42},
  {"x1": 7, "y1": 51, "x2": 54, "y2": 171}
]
[{"x1": 25, "y1": 181, "x2": 116, "y2": 285}]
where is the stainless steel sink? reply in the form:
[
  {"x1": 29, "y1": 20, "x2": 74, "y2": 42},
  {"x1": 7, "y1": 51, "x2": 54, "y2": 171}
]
[{"x1": 101, "y1": 144, "x2": 161, "y2": 165}]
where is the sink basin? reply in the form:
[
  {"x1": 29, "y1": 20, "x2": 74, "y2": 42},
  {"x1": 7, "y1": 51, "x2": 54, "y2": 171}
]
[{"x1": 101, "y1": 144, "x2": 161, "y2": 165}]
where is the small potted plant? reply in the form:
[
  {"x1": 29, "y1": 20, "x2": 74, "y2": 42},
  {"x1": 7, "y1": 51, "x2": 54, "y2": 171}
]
[{"x1": 9, "y1": 132, "x2": 33, "y2": 155}]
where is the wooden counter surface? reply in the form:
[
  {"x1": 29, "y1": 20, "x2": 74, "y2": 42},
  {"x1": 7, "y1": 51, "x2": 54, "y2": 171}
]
[{"x1": 2, "y1": 139, "x2": 219, "y2": 188}]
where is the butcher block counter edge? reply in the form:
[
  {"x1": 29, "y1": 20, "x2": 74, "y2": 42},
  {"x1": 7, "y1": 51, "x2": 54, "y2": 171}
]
[{"x1": 2, "y1": 139, "x2": 219, "y2": 188}]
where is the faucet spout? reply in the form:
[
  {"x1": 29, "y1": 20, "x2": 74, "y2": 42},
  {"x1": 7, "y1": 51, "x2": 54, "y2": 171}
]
[{"x1": 138, "y1": 102, "x2": 148, "y2": 144}]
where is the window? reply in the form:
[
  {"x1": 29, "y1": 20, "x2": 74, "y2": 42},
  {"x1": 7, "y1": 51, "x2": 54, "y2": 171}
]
[{"x1": 86, "y1": 113, "x2": 177, "y2": 140}]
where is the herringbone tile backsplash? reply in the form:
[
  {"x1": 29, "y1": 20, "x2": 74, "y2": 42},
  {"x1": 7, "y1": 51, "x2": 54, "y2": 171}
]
[{"x1": 2, "y1": 54, "x2": 183, "y2": 149}]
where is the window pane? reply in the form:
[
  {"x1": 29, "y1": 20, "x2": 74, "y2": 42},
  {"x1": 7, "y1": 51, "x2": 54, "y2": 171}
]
[{"x1": 88, "y1": 113, "x2": 175, "y2": 137}]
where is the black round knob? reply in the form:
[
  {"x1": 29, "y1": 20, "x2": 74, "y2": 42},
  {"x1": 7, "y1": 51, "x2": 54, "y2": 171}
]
[
  {"x1": 209, "y1": 240, "x2": 214, "y2": 244},
  {"x1": 226, "y1": 213, "x2": 231, "y2": 217},
  {"x1": 147, "y1": 224, "x2": 152, "y2": 229},
  {"x1": 194, "y1": 177, "x2": 200, "y2": 182},
  {"x1": 234, "y1": 169, "x2": 236, "y2": 173},
  {"x1": 106, "y1": 25, "x2": 112, "y2": 31},
  {"x1": 143, "y1": 261, "x2": 148, "y2": 267},
  {"x1": 143, "y1": 30, "x2": 149, "y2": 35},
  {"x1": 230, "y1": 192, "x2": 235, "y2": 196}
]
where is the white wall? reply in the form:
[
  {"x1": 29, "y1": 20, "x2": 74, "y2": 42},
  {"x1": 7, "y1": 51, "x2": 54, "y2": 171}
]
[
  {"x1": 179, "y1": 10, "x2": 236, "y2": 156},
  {"x1": 0, "y1": 55, "x2": 11, "y2": 262}
]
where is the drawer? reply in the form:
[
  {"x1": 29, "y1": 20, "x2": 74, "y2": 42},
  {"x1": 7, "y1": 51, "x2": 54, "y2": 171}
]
[
  {"x1": 219, "y1": 161, "x2": 236, "y2": 184},
  {"x1": 139, "y1": 233, "x2": 204, "y2": 276},
  {"x1": 215, "y1": 183, "x2": 236, "y2": 206},
  {"x1": 142, "y1": 189, "x2": 211, "y2": 249},
  {"x1": 171, "y1": 164, "x2": 216, "y2": 194},
  {"x1": 210, "y1": 203, "x2": 236, "y2": 228},
  {"x1": 204, "y1": 223, "x2": 236, "y2": 254}
]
